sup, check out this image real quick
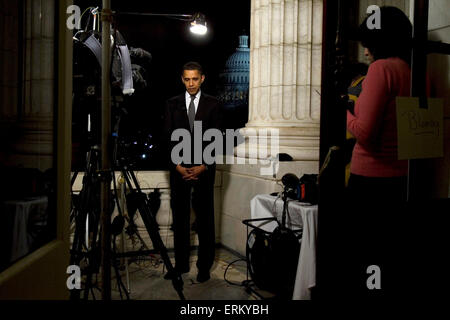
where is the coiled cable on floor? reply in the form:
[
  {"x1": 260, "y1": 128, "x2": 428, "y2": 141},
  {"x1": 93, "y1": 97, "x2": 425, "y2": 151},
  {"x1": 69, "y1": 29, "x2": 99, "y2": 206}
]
[{"x1": 223, "y1": 258, "x2": 247, "y2": 286}]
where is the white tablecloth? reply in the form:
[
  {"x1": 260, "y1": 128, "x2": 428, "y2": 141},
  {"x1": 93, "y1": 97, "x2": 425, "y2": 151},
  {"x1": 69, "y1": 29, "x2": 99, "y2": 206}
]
[
  {"x1": 1, "y1": 197, "x2": 48, "y2": 263},
  {"x1": 250, "y1": 194, "x2": 318, "y2": 300}
]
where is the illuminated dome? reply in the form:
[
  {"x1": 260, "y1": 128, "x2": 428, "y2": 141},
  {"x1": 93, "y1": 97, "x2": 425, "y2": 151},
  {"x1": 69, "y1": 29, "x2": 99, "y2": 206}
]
[
  {"x1": 225, "y1": 36, "x2": 250, "y2": 71},
  {"x1": 218, "y1": 35, "x2": 250, "y2": 107}
]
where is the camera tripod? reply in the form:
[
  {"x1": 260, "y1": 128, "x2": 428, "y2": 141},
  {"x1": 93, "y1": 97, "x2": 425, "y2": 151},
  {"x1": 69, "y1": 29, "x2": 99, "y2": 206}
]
[{"x1": 70, "y1": 114, "x2": 185, "y2": 301}]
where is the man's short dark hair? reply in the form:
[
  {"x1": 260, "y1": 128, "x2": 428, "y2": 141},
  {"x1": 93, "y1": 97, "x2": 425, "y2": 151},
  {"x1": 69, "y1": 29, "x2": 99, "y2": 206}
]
[
  {"x1": 358, "y1": 6, "x2": 412, "y2": 65},
  {"x1": 182, "y1": 61, "x2": 204, "y2": 75}
]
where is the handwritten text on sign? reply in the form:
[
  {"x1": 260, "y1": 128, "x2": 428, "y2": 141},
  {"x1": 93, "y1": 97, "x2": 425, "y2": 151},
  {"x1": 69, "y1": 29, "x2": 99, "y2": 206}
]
[{"x1": 396, "y1": 97, "x2": 444, "y2": 160}]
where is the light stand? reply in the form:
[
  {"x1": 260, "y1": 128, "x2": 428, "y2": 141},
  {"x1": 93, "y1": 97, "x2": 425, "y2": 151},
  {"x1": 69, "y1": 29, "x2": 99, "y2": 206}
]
[
  {"x1": 100, "y1": 0, "x2": 112, "y2": 301},
  {"x1": 115, "y1": 11, "x2": 208, "y2": 35}
]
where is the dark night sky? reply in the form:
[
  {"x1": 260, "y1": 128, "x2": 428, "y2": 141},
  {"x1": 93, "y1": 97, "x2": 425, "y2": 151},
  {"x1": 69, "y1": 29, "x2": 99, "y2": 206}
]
[{"x1": 73, "y1": 0, "x2": 250, "y2": 169}]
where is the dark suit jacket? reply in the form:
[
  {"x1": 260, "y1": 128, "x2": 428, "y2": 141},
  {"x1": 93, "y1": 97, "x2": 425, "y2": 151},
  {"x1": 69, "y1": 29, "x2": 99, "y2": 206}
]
[{"x1": 164, "y1": 92, "x2": 223, "y2": 171}]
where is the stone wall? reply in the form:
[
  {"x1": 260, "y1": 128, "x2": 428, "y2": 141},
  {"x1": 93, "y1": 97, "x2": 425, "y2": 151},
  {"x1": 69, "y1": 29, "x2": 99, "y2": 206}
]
[{"x1": 0, "y1": 0, "x2": 55, "y2": 171}]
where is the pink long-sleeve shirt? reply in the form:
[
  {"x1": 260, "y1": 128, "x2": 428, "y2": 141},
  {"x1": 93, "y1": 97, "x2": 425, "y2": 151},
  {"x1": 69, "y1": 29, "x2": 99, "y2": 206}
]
[{"x1": 347, "y1": 57, "x2": 410, "y2": 177}]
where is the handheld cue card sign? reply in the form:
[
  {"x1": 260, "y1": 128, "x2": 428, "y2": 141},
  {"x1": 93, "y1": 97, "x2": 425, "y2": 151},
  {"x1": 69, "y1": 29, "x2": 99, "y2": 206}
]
[{"x1": 396, "y1": 97, "x2": 444, "y2": 160}]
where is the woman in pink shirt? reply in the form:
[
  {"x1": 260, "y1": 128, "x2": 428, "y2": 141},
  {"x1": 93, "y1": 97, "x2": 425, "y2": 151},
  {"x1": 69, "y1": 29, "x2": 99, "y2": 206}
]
[
  {"x1": 340, "y1": 7, "x2": 413, "y2": 297},
  {"x1": 346, "y1": 6, "x2": 412, "y2": 203}
]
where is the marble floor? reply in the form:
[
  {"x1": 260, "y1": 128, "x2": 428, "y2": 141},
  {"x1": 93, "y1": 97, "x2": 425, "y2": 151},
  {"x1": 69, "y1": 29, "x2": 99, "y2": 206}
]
[{"x1": 107, "y1": 246, "x2": 274, "y2": 300}]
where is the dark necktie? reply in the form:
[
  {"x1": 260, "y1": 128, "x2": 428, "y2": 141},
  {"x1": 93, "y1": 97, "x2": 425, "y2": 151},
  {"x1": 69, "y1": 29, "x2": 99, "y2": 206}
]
[{"x1": 188, "y1": 94, "x2": 196, "y2": 131}]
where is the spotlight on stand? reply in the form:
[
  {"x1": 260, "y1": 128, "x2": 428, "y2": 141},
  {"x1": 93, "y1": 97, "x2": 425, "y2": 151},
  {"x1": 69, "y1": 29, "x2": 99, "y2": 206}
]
[
  {"x1": 115, "y1": 11, "x2": 208, "y2": 36},
  {"x1": 190, "y1": 13, "x2": 207, "y2": 35}
]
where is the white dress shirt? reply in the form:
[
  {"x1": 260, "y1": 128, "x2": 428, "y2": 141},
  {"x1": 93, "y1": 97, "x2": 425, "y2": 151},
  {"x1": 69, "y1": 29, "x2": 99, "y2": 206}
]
[{"x1": 185, "y1": 90, "x2": 201, "y2": 116}]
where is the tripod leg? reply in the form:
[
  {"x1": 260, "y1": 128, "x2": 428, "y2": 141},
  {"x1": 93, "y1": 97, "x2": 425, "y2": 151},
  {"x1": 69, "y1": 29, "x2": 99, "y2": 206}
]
[
  {"x1": 71, "y1": 170, "x2": 79, "y2": 188},
  {"x1": 116, "y1": 181, "x2": 131, "y2": 297},
  {"x1": 137, "y1": 200, "x2": 185, "y2": 300},
  {"x1": 119, "y1": 220, "x2": 131, "y2": 294},
  {"x1": 123, "y1": 170, "x2": 185, "y2": 300},
  {"x1": 70, "y1": 149, "x2": 102, "y2": 301},
  {"x1": 70, "y1": 184, "x2": 91, "y2": 300},
  {"x1": 83, "y1": 221, "x2": 100, "y2": 300},
  {"x1": 120, "y1": 221, "x2": 131, "y2": 295},
  {"x1": 69, "y1": 217, "x2": 83, "y2": 300},
  {"x1": 112, "y1": 238, "x2": 130, "y2": 300}
]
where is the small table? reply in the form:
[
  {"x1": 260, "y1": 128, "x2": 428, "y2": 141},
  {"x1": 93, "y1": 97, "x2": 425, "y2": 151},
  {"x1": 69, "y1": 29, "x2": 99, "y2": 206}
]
[
  {"x1": 0, "y1": 196, "x2": 48, "y2": 264},
  {"x1": 250, "y1": 194, "x2": 318, "y2": 300}
]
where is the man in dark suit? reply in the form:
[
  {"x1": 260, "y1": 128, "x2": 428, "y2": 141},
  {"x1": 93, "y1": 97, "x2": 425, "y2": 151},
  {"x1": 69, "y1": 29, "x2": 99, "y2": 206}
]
[{"x1": 163, "y1": 62, "x2": 222, "y2": 283}]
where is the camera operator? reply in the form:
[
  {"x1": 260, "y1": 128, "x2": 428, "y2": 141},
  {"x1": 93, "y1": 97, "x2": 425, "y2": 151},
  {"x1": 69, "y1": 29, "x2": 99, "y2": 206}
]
[
  {"x1": 342, "y1": 6, "x2": 413, "y2": 297},
  {"x1": 346, "y1": 7, "x2": 412, "y2": 204}
]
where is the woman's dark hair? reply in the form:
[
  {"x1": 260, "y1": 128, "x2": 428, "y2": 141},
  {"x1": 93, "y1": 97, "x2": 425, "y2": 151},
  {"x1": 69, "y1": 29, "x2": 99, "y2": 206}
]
[{"x1": 358, "y1": 6, "x2": 412, "y2": 65}]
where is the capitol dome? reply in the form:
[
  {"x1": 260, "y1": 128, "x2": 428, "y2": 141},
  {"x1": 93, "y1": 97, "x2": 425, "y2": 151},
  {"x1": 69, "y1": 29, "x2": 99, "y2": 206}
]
[
  {"x1": 225, "y1": 36, "x2": 250, "y2": 71},
  {"x1": 218, "y1": 35, "x2": 250, "y2": 107}
]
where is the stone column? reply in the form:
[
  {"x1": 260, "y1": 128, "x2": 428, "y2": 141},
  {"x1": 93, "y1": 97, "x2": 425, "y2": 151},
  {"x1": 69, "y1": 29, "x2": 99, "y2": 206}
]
[
  {"x1": 218, "y1": 0, "x2": 323, "y2": 257},
  {"x1": 131, "y1": 189, "x2": 174, "y2": 250},
  {"x1": 240, "y1": 0, "x2": 323, "y2": 161},
  {"x1": 11, "y1": 0, "x2": 55, "y2": 170}
]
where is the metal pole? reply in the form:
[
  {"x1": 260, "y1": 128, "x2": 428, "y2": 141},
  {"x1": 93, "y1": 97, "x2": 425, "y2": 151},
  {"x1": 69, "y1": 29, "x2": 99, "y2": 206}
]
[
  {"x1": 115, "y1": 12, "x2": 192, "y2": 19},
  {"x1": 407, "y1": 0, "x2": 429, "y2": 201},
  {"x1": 101, "y1": 0, "x2": 112, "y2": 300},
  {"x1": 119, "y1": 176, "x2": 131, "y2": 294}
]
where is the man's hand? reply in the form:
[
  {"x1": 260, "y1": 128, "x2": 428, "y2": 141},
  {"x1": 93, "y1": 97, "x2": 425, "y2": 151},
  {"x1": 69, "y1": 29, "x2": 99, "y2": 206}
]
[
  {"x1": 176, "y1": 164, "x2": 191, "y2": 179},
  {"x1": 177, "y1": 164, "x2": 206, "y2": 181}
]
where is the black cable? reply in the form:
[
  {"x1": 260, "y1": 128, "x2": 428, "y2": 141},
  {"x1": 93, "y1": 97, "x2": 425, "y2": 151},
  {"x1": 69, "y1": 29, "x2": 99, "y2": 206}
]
[
  {"x1": 111, "y1": 235, "x2": 123, "y2": 300},
  {"x1": 271, "y1": 193, "x2": 283, "y2": 226},
  {"x1": 223, "y1": 257, "x2": 266, "y2": 300},
  {"x1": 223, "y1": 258, "x2": 247, "y2": 286}
]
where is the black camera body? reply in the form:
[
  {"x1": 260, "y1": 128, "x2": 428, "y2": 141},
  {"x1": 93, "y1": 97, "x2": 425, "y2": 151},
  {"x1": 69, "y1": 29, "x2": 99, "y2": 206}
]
[
  {"x1": 72, "y1": 30, "x2": 154, "y2": 168},
  {"x1": 281, "y1": 173, "x2": 319, "y2": 205}
]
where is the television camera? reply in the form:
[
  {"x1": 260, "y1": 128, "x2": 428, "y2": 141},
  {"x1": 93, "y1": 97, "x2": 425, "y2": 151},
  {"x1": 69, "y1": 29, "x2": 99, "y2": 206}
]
[{"x1": 72, "y1": 23, "x2": 154, "y2": 164}]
